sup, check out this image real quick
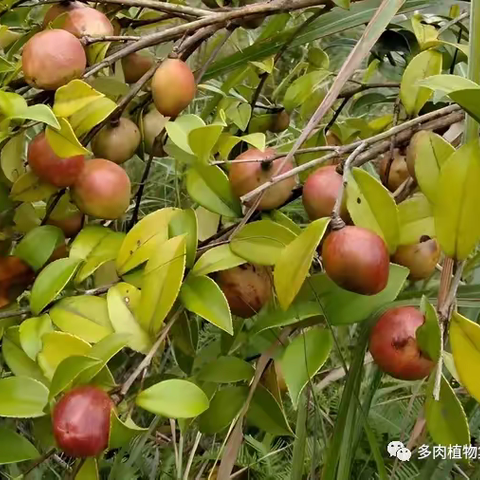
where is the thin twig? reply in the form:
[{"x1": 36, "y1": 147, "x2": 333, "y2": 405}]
[
  {"x1": 383, "y1": 96, "x2": 401, "y2": 188},
  {"x1": 22, "y1": 448, "x2": 56, "y2": 477},
  {"x1": 438, "y1": 11, "x2": 469, "y2": 35},
  {"x1": 41, "y1": 189, "x2": 66, "y2": 226}
]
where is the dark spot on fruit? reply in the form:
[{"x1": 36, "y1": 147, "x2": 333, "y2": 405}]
[{"x1": 420, "y1": 235, "x2": 431, "y2": 243}]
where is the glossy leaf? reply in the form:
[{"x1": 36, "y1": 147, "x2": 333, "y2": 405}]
[
  {"x1": 0, "y1": 427, "x2": 39, "y2": 465},
  {"x1": 400, "y1": 49, "x2": 442, "y2": 116},
  {"x1": 1, "y1": 132, "x2": 26, "y2": 183},
  {"x1": 10, "y1": 171, "x2": 57, "y2": 202},
  {"x1": 45, "y1": 118, "x2": 90, "y2": 157},
  {"x1": 346, "y1": 167, "x2": 399, "y2": 253},
  {"x1": 69, "y1": 96, "x2": 118, "y2": 138},
  {"x1": 19, "y1": 314, "x2": 52, "y2": 360},
  {"x1": 198, "y1": 356, "x2": 254, "y2": 383},
  {"x1": 136, "y1": 379, "x2": 209, "y2": 418},
  {"x1": 434, "y1": 140, "x2": 480, "y2": 260},
  {"x1": 165, "y1": 115, "x2": 205, "y2": 154},
  {"x1": 416, "y1": 297, "x2": 441, "y2": 362},
  {"x1": 9, "y1": 104, "x2": 60, "y2": 129},
  {"x1": 138, "y1": 235, "x2": 186, "y2": 335},
  {"x1": 192, "y1": 244, "x2": 245, "y2": 276},
  {"x1": 30, "y1": 258, "x2": 82, "y2": 314},
  {"x1": 180, "y1": 274, "x2": 233, "y2": 335},
  {"x1": 116, "y1": 208, "x2": 178, "y2": 275},
  {"x1": 50, "y1": 295, "x2": 113, "y2": 344},
  {"x1": 75, "y1": 457, "x2": 99, "y2": 480},
  {"x1": 274, "y1": 218, "x2": 329, "y2": 310},
  {"x1": 109, "y1": 410, "x2": 147, "y2": 449},
  {"x1": 169, "y1": 208, "x2": 198, "y2": 268},
  {"x1": 279, "y1": 327, "x2": 332, "y2": 406},
  {"x1": 283, "y1": 70, "x2": 330, "y2": 113},
  {"x1": 425, "y1": 374, "x2": 470, "y2": 447},
  {"x1": 230, "y1": 220, "x2": 297, "y2": 266},
  {"x1": 69, "y1": 225, "x2": 111, "y2": 260},
  {"x1": 398, "y1": 194, "x2": 435, "y2": 245},
  {"x1": 53, "y1": 79, "x2": 104, "y2": 117},
  {"x1": 15, "y1": 225, "x2": 64, "y2": 272},
  {"x1": 189, "y1": 125, "x2": 224, "y2": 162},
  {"x1": 0, "y1": 376, "x2": 49, "y2": 418}
]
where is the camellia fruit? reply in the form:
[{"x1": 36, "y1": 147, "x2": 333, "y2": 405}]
[
  {"x1": 268, "y1": 110, "x2": 290, "y2": 133},
  {"x1": 379, "y1": 149, "x2": 410, "y2": 192},
  {"x1": 92, "y1": 118, "x2": 141, "y2": 165},
  {"x1": 57, "y1": 5, "x2": 113, "y2": 38},
  {"x1": 143, "y1": 108, "x2": 167, "y2": 156},
  {"x1": 122, "y1": 52, "x2": 154, "y2": 84},
  {"x1": 322, "y1": 226, "x2": 390, "y2": 295},
  {"x1": 52, "y1": 385, "x2": 113, "y2": 458},
  {"x1": 22, "y1": 29, "x2": 86, "y2": 90},
  {"x1": 71, "y1": 158, "x2": 131, "y2": 220},
  {"x1": 215, "y1": 264, "x2": 272, "y2": 318},
  {"x1": 302, "y1": 166, "x2": 348, "y2": 221},
  {"x1": 392, "y1": 237, "x2": 440, "y2": 281},
  {"x1": 151, "y1": 59, "x2": 196, "y2": 118},
  {"x1": 229, "y1": 148, "x2": 296, "y2": 210},
  {"x1": 405, "y1": 130, "x2": 428, "y2": 181},
  {"x1": 369, "y1": 306, "x2": 434, "y2": 380},
  {"x1": 0, "y1": 256, "x2": 35, "y2": 309},
  {"x1": 43, "y1": 1, "x2": 86, "y2": 27},
  {"x1": 27, "y1": 132, "x2": 85, "y2": 187}
]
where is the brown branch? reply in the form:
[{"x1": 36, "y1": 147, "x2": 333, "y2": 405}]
[
  {"x1": 337, "y1": 82, "x2": 400, "y2": 98},
  {"x1": 94, "y1": 0, "x2": 211, "y2": 17},
  {"x1": 383, "y1": 96, "x2": 401, "y2": 188},
  {"x1": 81, "y1": 34, "x2": 141, "y2": 45}
]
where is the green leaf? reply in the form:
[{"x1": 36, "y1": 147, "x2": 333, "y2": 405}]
[
  {"x1": 188, "y1": 125, "x2": 224, "y2": 162},
  {"x1": 407, "y1": 130, "x2": 454, "y2": 204},
  {"x1": 10, "y1": 171, "x2": 57, "y2": 202},
  {"x1": 49, "y1": 355, "x2": 102, "y2": 400},
  {"x1": 116, "y1": 208, "x2": 178, "y2": 275},
  {"x1": 69, "y1": 96, "x2": 118, "y2": 138},
  {"x1": 266, "y1": 209, "x2": 302, "y2": 235},
  {"x1": 186, "y1": 164, "x2": 242, "y2": 218},
  {"x1": 247, "y1": 385, "x2": 292, "y2": 436},
  {"x1": 75, "y1": 231, "x2": 125, "y2": 284},
  {"x1": 450, "y1": 312, "x2": 480, "y2": 404},
  {"x1": 198, "y1": 386, "x2": 248, "y2": 434},
  {"x1": 107, "y1": 284, "x2": 152, "y2": 353},
  {"x1": 37, "y1": 331, "x2": 91, "y2": 380},
  {"x1": 180, "y1": 275, "x2": 233, "y2": 335},
  {"x1": 19, "y1": 314, "x2": 52, "y2": 360},
  {"x1": 230, "y1": 220, "x2": 297, "y2": 266},
  {"x1": 75, "y1": 458, "x2": 99, "y2": 480},
  {"x1": 109, "y1": 410, "x2": 147, "y2": 449},
  {"x1": 0, "y1": 90, "x2": 27, "y2": 117},
  {"x1": 30, "y1": 258, "x2": 82, "y2": 315},
  {"x1": 69, "y1": 225, "x2": 111, "y2": 260},
  {"x1": 192, "y1": 244, "x2": 246, "y2": 276},
  {"x1": 15, "y1": 225, "x2": 64, "y2": 272},
  {"x1": 169, "y1": 208, "x2": 198, "y2": 269},
  {"x1": 228, "y1": 103, "x2": 252, "y2": 132},
  {"x1": 398, "y1": 194, "x2": 435, "y2": 245},
  {"x1": 346, "y1": 167, "x2": 399, "y2": 253},
  {"x1": 10, "y1": 104, "x2": 60, "y2": 129},
  {"x1": 434, "y1": 140, "x2": 480, "y2": 260},
  {"x1": 416, "y1": 297, "x2": 441, "y2": 362},
  {"x1": 45, "y1": 117, "x2": 90, "y2": 158},
  {"x1": 283, "y1": 70, "x2": 330, "y2": 113},
  {"x1": 0, "y1": 427, "x2": 39, "y2": 465},
  {"x1": 274, "y1": 218, "x2": 329, "y2": 310},
  {"x1": 298, "y1": 265, "x2": 409, "y2": 325},
  {"x1": 279, "y1": 327, "x2": 332, "y2": 406},
  {"x1": 198, "y1": 356, "x2": 254, "y2": 383},
  {"x1": 136, "y1": 379, "x2": 209, "y2": 418},
  {"x1": 1, "y1": 132, "x2": 26, "y2": 183},
  {"x1": 53, "y1": 79, "x2": 105, "y2": 118},
  {"x1": 0, "y1": 376, "x2": 49, "y2": 418},
  {"x1": 138, "y1": 235, "x2": 186, "y2": 335},
  {"x1": 50, "y1": 295, "x2": 113, "y2": 344},
  {"x1": 425, "y1": 374, "x2": 470, "y2": 446},
  {"x1": 400, "y1": 49, "x2": 443, "y2": 116},
  {"x1": 165, "y1": 114, "x2": 205, "y2": 155}
]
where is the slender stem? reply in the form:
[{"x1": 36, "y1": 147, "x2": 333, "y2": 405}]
[
  {"x1": 170, "y1": 419, "x2": 180, "y2": 473},
  {"x1": 177, "y1": 430, "x2": 184, "y2": 479},
  {"x1": 0, "y1": 307, "x2": 31, "y2": 320},
  {"x1": 183, "y1": 432, "x2": 202, "y2": 480},
  {"x1": 324, "y1": 97, "x2": 349, "y2": 134},
  {"x1": 41, "y1": 189, "x2": 66, "y2": 226},
  {"x1": 382, "y1": 96, "x2": 401, "y2": 188},
  {"x1": 22, "y1": 448, "x2": 56, "y2": 477}
]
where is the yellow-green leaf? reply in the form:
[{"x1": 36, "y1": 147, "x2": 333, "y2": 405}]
[
  {"x1": 0, "y1": 427, "x2": 39, "y2": 465},
  {"x1": 188, "y1": 125, "x2": 224, "y2": 162},
  {"x1": 398, "y1": 194, "x2": 435, "y2": 245},
  {"x1": 109, "y1": 410, "x2": 147, "y2": 449},
  {"x1": 1, "y1": 132, "x2": 26, "y2": 183},
  {"x1": 274, "y1": 218, "x2": 329, "y2": 310},
  {"x1": 53, "y1": 79, "x2": 104, "y2": 118},
  {"x1": 192, "y1": 244, "x2": 245, "y2": 277},
  {"x1": 69, "y1": 96, "x2": 118, "y2": 138},
  {"x1": 0, "y1": 377, "x2": 49, "y2": 418},
  {"x1": 18, "y1": 314, "x2": 52, "y2": 360},
  {"x1": 168, "y1": 208, "x2": 197, "y2": 268},
  {"x1": 70, "y1": 225, "x2": 111, "y2": 260},
  {"x1": 45, "y1": 117, "x2": 89, "y2": 158},
  {"x1": 10, "y1": 171, "x2": 57, "y2": 202}
]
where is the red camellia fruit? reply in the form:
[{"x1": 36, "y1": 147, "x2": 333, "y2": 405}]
[
  {"x1": 122, "y1": 52, "x2": 155, "y2": 84},
  {"x1": 369, "y1": 306, "x2": 435, "y2": 380},
  {"x1": 229, "y1": 148, "x2": 296, "y2": 210},
  {"x1": 71, "y1": 158, "x2": 131, "y2": 219},
  {"x1": 43, "y1": 1, "x2": 86, "y2": 27},
  {"x1": 302, "y1": 166, "x2": 348, "y2": 221},
  {"x1": 322, "y1": 226, "x2": 390, "y2": 295},
  {"x1": 215, "y1": 264, "x2": 272, "y2": 318},
  {"x1": 151, "y1": 59, "x2": 196, "y2": 117},
  {"x1": 52, "y1": 385, "x2": 113, "y2": 458},
  {"x1": 58, "y1": 5, "x2": 114, "y2": 38},
  {"x1": 28, "y1": 132, "x2": 85, "y2": 187},
  {"x1": 22, "y1": 29, "x2": 86, "y2": 90}
]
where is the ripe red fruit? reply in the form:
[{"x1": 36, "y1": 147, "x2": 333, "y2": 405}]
[
  {"x1": 57, "y1": 5, "x2": 113, "y2": 38},
  {"x1": 28, "y1": 132, "x2": 85, "y2": 187},
  {"x1": 71, "y1": 159, "x2": 131, "y2": 220},
  {"x1": 322, "y1": 226, "x2": 390, "y2": 295},
  {"x1": 152, "y1": 59, "x2": 196, "y2": 117},
  {"x1": 92, "y1": 118, "x2": 141, "y2": 165},
  {"x1": 392, "y1": 237, "x2": 440, "y2": 281},
  {"x1": 43, "y1": 1, "x2": 86, "y2": 28},
  {"x1": 52, "y1": 385, "x2": 113, "y2": 458},
  {"x1": 369, "y1": 306, "x2": 435, "y2": 380},
  {"x1": 229, "y1": 148, "x2": 296, "y2": 211},
  {"x1": 302, "y1": 166, "x2": 348, "y2": 221},
  {"x1": 215, "y1": 264, "x2": 272, "y2": 318},
  {"x1": 22, "y1": 29, "x2": 86, "y2": 90},
  {"x1": 122, "y1": 52, "x2": 154, "y2": 84},
  {"x1": 0, "y1": 256, "x2": 35, "y2": 308},
  {"x1": 47, "y1": 211, "x2": 84, "y2": 238}
]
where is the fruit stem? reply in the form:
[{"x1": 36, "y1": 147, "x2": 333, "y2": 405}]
[{"x1": 331, "y1": 141, "x2": 367, "y2": 230}]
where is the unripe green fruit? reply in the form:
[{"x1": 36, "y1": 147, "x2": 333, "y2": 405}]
[
  {"x1": 152, "y1": 59, "x2": 196, "y2": 118},
  {"x1": 392, "y1": 237, "x2": 440, "y2": 280},
  {"x1": 369, "y1": 306, "x2": 434, "y2": 380},
  {"x1": 322, "y1": 226, "x2": 390, "y2": 295},
  {"x1": 229, "y1": 148, "x2": 296, "y2": 211},
  {"x1": 92, "y1": 118, "x2": 141, "y2": 165},
  {"x1": 143, "y1": 109, "x2": 167, "y2": 156},
  {"x1": 71, "y1": 159, "x2": 131, "y2": 220},
  {"x1": 215, "y1": 264, "x2": 272, "y2": 318},
  {"x1": 22, "y1": 29, "x2": 86, "y2": 90},
  {"x1": 122, "y1": 52, "x2": 154, "y2": 84},
  {"x1": 28, "y1": 132, "x2": 85, "y2": 187}
]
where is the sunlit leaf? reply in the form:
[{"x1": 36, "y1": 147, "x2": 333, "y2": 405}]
[
  {"x1": 0, "y1": 376, "x2": 49, "y2": 418},
  {"x1": 192, "y1": 244, "x2": 245, "y2": 277}
]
